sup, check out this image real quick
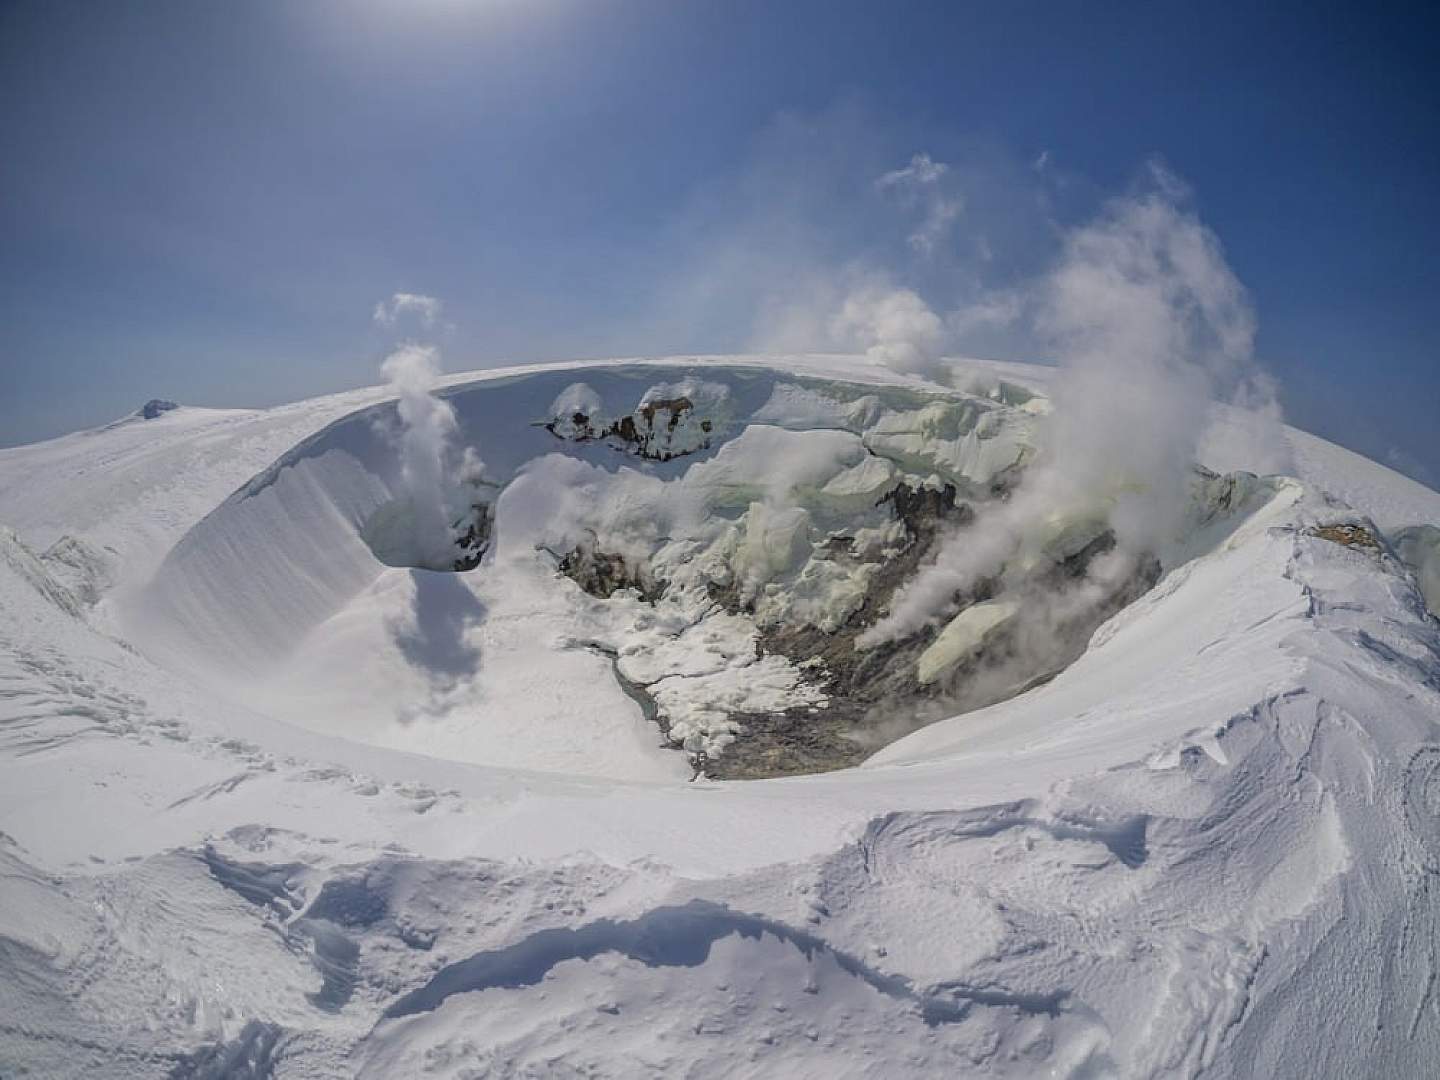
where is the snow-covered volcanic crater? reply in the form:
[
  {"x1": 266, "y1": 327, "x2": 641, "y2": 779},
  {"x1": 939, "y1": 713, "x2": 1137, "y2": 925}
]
[{"x1": 2, "y1": 354, "x2": 1439, "y2": 1077}]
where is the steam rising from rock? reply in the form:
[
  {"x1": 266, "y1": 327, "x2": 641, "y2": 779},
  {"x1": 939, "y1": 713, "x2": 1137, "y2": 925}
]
[
  {"x1": 376, "y1": 342, "x2": 484, "y2": 571},
  {"x1": 1047, "y1": 166, "x2": 1289, "y2": 534},
  {"x1": 867, "y1": 166, "x2": 1288, "y2": 645},
  {"x1": 831, "y1": 283, "x2": 945, "y2": 377}
]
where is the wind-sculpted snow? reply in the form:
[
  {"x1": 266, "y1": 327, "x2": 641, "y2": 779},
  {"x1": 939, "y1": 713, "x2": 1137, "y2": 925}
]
[
  {"x1": 1, "y1": 355, "x2": 1439, "y2": 1077},
  {"x1": 381, "y1": 899, "x2": 984, "y2": 1025},
  {"x1": 1393, "y1": 525, "x2": 1440, "y2": 616},
  {"x1": 168, "y1": 1020, "x2": 283, "y2": 1080},
  {"x1": 1403, "y1": 746, "x2": 1440, "y2": 874}
]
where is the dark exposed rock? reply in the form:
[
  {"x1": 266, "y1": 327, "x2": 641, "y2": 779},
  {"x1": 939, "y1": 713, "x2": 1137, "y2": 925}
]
[
  {"x1": 710, "y1": 486, "x2": 1160, "y2": 779},
  {"x1": 1310, "y1": 523, "x2": 1381, "y2": 551},
  {"x1": 559, "y1": 541, "x2": 666, "y2": 602},
  {"x1": 140, "y1": 399, "x2": 179, "y2": 419},
  {"x1": 639, "y1": 396, "x2": 693, "y2": 433},
  {"x1": 545, "y1": 397, "x2": 714, "y2": 461},
  {"x1": 451, "y1": 504, "x2": 493, "y2": 572},
  {"x1": 701, "y1": 480, "x2": 978, "y2": 777},
  {"x1": 696, "y1": 704, "x2": 871, "y2": 780},
  {"x1": 877, "y1": 481, "x2": 965, "y2": 535}
]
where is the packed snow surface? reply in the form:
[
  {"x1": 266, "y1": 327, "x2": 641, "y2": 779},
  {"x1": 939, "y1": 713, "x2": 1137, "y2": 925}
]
[{"x1": 1, "y1": 353, "x2": 1438, "y2": 1078}]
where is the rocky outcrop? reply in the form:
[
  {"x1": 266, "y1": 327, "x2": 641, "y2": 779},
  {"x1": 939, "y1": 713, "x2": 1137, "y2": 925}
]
[
  {"x1": 451, "y1": 504, "x2": 493, "y2": 572},
  {"x1": 1309, "y1": 522, "x2": 1381, "y2": 550},
  {"x1": 547, "y1": 398, "x2": 713, "y2": 461},
  {"x1": 558, "y1": 540, "x2": 665, "y2": 602},
  {"x1": 544, "y1": 380, "x2": 729, "y2": 461},
  {"x1": 139, "y1": 399, "x2": 178, "y2": 419}
]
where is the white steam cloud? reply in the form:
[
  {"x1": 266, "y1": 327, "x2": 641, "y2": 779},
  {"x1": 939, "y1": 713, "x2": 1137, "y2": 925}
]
[
  {"x1": 374, "y1": 315, "x2": 485, "y2": 571},
  {"x1": 754, "y1": 270, "x2": 949, "y2": 380},
  {"x1": 754, "y1": 150, "x2": 959, "y2": 378},
  {"x1": 866, "y1": 163, "x2": 1289, "y2": 644},
  {"x1": 1040, "y1": 163, "x2": 1273, "y2": 547},
  {"x1": 380, "y1": 344, "x2": 461, "y2": 569},
  {"x1": 373, "y1": 292, "x2": 444, "y2": 329},
  {"x1": 618, "y1": 111, "x2": 1295, "y2": 700},
  {"x1": 756, "y1": 151, "x2": 967, "y2": 380},
  {"x1": 831, "y1": 281, "x2": 946, "y2": 377}
]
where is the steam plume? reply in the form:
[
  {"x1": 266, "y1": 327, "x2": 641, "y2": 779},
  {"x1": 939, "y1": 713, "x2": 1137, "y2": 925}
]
[
  {"x1": 866, "y1": 164, "x2": 1287, "y2": 644},
  {"x1": 373, "y1": 292, "x2": 443, "y2": 329},
  {"x1": 377, "y1": 339, "x2": 484, "y2": 571},
  {"x1": 831, "y1": 281, "x2": 946, "y2": 377}
]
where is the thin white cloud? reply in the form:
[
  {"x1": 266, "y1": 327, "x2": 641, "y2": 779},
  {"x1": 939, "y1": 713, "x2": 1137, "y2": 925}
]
[
  {"x1": 373, "y1": 292, "x2": 444, "y2": 329},
  {"x1": 876, "y1": 152, "x2": 963, "y2": 255},
  {"x1": 877, "y1": 152, "x2": 949, "y2": 189},
  {"x1": 946, "y1": 288, "x2": 1024, "y2": 339}
]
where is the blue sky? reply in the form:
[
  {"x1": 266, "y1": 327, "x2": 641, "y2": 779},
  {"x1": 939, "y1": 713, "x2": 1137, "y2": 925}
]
[{"x1": 2, "y1": 1, "x2": 1436, "y2": 484}]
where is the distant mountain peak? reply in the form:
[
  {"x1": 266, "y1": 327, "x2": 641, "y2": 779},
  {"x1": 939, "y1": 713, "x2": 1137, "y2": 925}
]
[{"x1": 138, "y1": 399, "x2": 179, "y2": 419}]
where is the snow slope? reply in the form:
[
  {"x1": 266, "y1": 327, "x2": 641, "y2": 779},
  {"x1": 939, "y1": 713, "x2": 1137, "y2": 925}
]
[{"x1": 1, "y1": 354, "x2": 1438, "y2": 1078}]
